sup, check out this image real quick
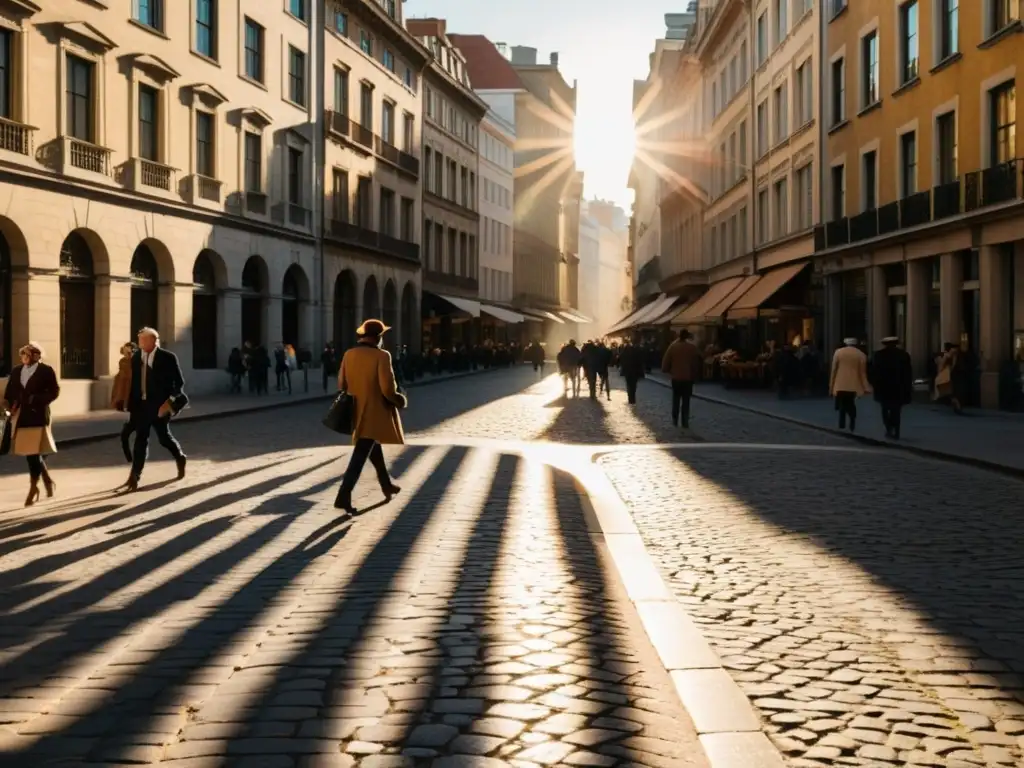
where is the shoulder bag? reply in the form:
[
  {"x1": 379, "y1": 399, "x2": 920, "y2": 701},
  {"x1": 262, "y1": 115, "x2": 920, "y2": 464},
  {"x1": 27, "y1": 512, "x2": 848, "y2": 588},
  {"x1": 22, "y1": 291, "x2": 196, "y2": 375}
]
[
  {"x1": 323, "y1": 391, "x2": 354, "y2": 435},
  {"x1": 0, "y1": 408, "x2": 12, "y2": 456}
]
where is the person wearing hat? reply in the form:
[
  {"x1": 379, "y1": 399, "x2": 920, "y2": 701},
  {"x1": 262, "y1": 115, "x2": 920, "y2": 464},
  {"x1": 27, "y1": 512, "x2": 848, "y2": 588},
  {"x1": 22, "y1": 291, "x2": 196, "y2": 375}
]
[
  {"x1": 829, "y1": 337, "x2": 871, "y2": 432},
  {"x1": 871, "y1": 336, "x2": 913, "y2": 439},
  {"x1": 334, "y1": 318, "x2": 406, "y2": 514},
  {"x1": 2, "y1": 342, "x2": 60, "y2": 506}
]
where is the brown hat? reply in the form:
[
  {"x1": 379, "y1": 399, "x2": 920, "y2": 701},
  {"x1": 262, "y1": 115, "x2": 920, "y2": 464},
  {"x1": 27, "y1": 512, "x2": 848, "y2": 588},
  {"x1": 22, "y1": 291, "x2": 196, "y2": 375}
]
[{"x1": 357, "y1": 319, "x2": 390, "y2": 337}]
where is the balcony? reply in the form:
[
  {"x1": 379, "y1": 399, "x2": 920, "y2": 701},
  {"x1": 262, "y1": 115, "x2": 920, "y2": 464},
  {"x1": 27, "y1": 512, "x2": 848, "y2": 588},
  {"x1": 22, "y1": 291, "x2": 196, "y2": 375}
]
[
  {"x1": 187, "y1": 173, "x2": 222, "y2": 206},
  {"x1": 424, "y1": 270, "x2": 478, "y2": 293},
  {"x1": 0, "y1": 117, "x2": 35, "y2": 155},
  {"x1": 351, "y1": 121, "x2": 374, "y2": 150},
  {"x1": 62, "y1": 136, "x2": 112, "y2": 176},
  {"x1": 125, "y1": 157, "x2": 176, "y2": 194},
  {"x1": 246, "y1": 191, "x2": 268, "y2": 216},
  {"x1": 327, "y1": 219, "x2": 420, "y2": 263},
  {"x1": 273, "y1": 202, "x2": 311, "y2": 229},
  {"x1": 375, "y1": 135, "x2": 400, "y2": 166},
  {"x1": 326, "y1": 109, "x2": 351, "y2": 140},
  {"x1": 398, "y1": 150, "x2": 419, "y2": 176}
]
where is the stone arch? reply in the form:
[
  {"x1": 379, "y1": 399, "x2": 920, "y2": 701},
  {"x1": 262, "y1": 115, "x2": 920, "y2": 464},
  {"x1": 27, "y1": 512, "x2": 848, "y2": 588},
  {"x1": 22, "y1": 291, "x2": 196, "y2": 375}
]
[
  {"x1": 362, "y1": 275, "x2": 380, "y2": 322},
  {"x1": 333, "y1": 270, "x2": 358, "y2": 351},
  {"x1": 0, "y1": 217, "x2": 26, "y2": 377},
  {"x1": 240, "y1": 254, "x2": 269, "y2": 347},
  {"x1": 401, "y1": 281, "x2": 419, "y2": 354},
  {"x1": 382, "y1": 279, "x2": 398, "y2": 350},
  {"x1": 58, "y1": 229, "x2": 102, "y2": 379},
  {"x1": 129, "y1": 243, "x2": 160, "y2": 341},
  {"x1": 191, "y1": 249, "x2": 222, "y2": 369},
  {"x1": 281, "y1": 263, "x2": 310, "y2": 350}
]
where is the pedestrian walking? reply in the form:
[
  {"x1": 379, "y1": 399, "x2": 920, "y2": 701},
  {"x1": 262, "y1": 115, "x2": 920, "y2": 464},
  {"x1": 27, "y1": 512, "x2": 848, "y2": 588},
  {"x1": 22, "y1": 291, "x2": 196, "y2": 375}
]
[
  {"x1": 110, "y1": 341, "x2": 137, "y2": 463},
  {"x1": 596, "y1": 342, "x2": 612, "y2": 400},
  {"x1": 557, "y1": 340, "x2": 582, "y2": 397},
  {"x1": 618, "y1": 338, "x2": 646, "y2": 405},
  {"x1": 830, "y1": 337, "x2": 871, "y2": 432},
  {"x1": 334, "y1": 319, "x2": 405, "y2": 515},
  {"x1": 2, "y1": 342, "x2": 59, "y2": 506},
  {"x1": 123, "y1": 327, "x2": 189, "y2": 492},
  {"x1": 871, "y1": 336, "x2": 913, "y2": 439},
  {"x1": 661, "y1": 329, "x2": 702, "y2": 428}
]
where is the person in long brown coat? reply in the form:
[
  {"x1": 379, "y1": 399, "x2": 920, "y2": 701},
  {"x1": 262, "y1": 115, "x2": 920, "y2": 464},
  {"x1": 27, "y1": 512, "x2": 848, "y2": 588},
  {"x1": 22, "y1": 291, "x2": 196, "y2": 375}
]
[
  {"x1": 110, "y1": 342, "x2": 137, "y2": 463},
  {"x1": 334, "y1": 319, "x2": 406, "y2": 514},
  {"x1": 2, "y1": 342, "x2": 60, "y2": 506}
]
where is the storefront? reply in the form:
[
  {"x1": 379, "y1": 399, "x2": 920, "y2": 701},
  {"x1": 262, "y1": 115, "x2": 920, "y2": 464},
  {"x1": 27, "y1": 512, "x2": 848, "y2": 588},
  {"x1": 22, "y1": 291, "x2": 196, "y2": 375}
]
[{"x1": 421, "y1": 292, "x2": 480, "y2": 350}]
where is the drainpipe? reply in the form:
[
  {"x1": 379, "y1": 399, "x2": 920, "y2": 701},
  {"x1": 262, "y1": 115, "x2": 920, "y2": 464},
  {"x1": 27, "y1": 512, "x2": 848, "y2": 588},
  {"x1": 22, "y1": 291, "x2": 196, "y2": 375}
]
[
  {"x1": 744, "y1": 0, "x2": 758, "y2": 278},
  {"x1": 312, "y1": 0, "x2": 327, "y2": 353}
]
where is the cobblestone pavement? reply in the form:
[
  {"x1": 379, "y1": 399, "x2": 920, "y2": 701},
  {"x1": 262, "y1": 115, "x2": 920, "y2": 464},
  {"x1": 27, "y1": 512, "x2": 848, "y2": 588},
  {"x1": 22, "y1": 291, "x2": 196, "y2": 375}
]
[
  {"x1": 602, "y1": 435, "x2": 1024, "y2": 768},
  {"x1": 0, "y1": 369, "x2": 707, "y2": 767}
]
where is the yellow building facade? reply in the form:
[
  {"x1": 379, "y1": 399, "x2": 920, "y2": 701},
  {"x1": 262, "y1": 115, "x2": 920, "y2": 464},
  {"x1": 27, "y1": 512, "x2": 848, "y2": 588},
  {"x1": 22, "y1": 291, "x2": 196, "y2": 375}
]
[{"x1": 820, "y1": 0, "x2": 1024, "y2": 407}]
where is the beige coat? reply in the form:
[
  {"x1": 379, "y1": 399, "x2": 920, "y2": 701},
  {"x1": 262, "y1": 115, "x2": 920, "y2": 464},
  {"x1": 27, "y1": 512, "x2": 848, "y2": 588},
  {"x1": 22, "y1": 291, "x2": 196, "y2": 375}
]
[
  {"x1": 661, "y1": 339, "x2": 702, "y2": 381},
  {"x1": 830, "y1": 345, "x2": 871, "y2": 396},
  {"x1": 338, "y1": 343, "x2": 406, "y2": 445},
  {"x1": 110, "y1": 357, "x2": 132, "y2": 410}
]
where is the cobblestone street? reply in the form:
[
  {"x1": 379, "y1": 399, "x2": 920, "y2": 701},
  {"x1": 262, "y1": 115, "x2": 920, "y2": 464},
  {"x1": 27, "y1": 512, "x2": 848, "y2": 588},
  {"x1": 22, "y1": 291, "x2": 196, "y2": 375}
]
[{"x1": 0, "y1": 367, "x2": 1021, "y2": 767}]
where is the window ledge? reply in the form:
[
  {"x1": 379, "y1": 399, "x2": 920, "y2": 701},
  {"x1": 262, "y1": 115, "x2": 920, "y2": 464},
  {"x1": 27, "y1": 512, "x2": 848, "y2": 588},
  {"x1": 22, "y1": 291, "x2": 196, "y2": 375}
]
[
  {"x1": 791, "y1": 119, "x2": 815, "y2": 140},
  {"x1": 128, "y1": 18, "x2": 169, "y2": 40},
  {"x1": 892, "y1": 75, "x2": 921, "y2": 98},
  {"x1": 828, "y1": 118, "x2": 850, "y2": 136},
  {"x1": 770, "y1": 135, "x2": 792, "y2": 153},
  {"x1": 858, "y1": 100, "x2": 882, "y2": 118},
  {"x1": 930, "y1": 52, "x2": 962, "y2": 74},
  {"x1": 282, "y1": 96, "x2": 307, "y2": 111},
  {"x1": 238, "y1": 73, "x2": 268, "y2": 92},
  {"x1": 979, "y1": 20, "x2": 1023, "y2": 49},
  {"x1": 191, "y1": 49, "x2": 221, "y2": 68},
  {"x1": 829, "y1": 3, "x2": 848, "y2": 23},
  {"x1": 285, "y1": 9, "x2": 310, "y2": 27}
]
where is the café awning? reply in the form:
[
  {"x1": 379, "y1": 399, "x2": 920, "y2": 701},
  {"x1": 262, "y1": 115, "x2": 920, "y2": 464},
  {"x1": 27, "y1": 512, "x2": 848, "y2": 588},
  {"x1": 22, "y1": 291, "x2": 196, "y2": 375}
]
[
  {"x1": 520, "y1": 308, "x2": 565, "y2": 323},
  {"x1": 645, "y1": 298, "x2": 688, "y2": 326},
  {"x1": 604, "y1": 308, "x2": 642, "y2": 335},
  {"x1": 633, "y1": 294, "x2": 681, "y2": 327},
  {"x1": 429, "y1": 293, "x2": 481, "y2": 318},
  {"x1": 559, "y1": 309, "x2": 593, "y2": 324},
  {"x1": 671, "y1": 277, "x2": 744, "y2": 325},
  {"x1": 727, "y1": 263, "x2": 808, "y2": 320},
  {"x1": 702, "y1": 275, "x2": 761, "y2": 322},
  {"x1": 480, "y1": 304, "x2": 525, "y2": 324}
]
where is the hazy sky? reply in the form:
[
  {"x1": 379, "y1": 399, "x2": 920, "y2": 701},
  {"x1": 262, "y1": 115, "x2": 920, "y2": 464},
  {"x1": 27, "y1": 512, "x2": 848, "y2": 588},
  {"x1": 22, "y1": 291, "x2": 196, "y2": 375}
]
[{"x1": 406, "y1": 0, "x2": 679, "y2": 209}]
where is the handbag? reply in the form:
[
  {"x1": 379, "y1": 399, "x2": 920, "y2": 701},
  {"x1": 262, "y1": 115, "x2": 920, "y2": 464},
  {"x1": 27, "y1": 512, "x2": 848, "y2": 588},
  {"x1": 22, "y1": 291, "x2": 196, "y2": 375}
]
[
  {"x1": 323, "y1": 391, "x2": 354, "y2": 435},
  {"x1": 0, "y1": 409, "x2": 12, "y2": 456}
]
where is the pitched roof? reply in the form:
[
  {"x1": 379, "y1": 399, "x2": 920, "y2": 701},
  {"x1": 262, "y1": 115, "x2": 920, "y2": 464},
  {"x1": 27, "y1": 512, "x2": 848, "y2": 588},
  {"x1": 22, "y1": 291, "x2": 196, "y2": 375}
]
[{"x1": 448, "y1": 34, "x2": 525, "y2": 91}]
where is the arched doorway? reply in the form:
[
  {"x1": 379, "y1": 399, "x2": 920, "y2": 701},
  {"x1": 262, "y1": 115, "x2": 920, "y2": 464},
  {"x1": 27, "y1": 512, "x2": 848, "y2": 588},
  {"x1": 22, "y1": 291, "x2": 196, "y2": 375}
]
[
  {"x1": 241, "y1": 255, "x2": 267, "y2": 347},
  {"x1": 282, "y1": 266, "x2": 302, "y2": 348},
  {"x1": 401, "y1": 281, "x2": 418, "y2": 354},
  {"x1": 333, "y1": 270, "x2": 357, "y2": 350},
  {"x1": 0, "y1": 234, "x2": 10, "y2": 376},
  {"x1": 59, "y1": 232, "x2": 96, "y2": 379},
  {"x1": 129, "y1": 244, "x2": 159, "y2": 341},
  {"x1": 363, "y1": 275, "x2": 380, "y2": 321},
  {"x1": 383, "y1": 279, "x2": 398, "y2": 350},
  {"x1": 192, "y1": 251, "x2": 219, "y2": 369}
]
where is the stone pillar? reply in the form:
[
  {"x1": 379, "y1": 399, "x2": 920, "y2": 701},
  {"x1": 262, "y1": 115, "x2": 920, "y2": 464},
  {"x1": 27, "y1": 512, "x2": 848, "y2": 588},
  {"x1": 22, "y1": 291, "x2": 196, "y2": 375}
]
[
  {"x1": 22, "y1": 272, "x2": 58, "y2": 365},
  {"x1": 220, "y1": 292, "x2": 241, "y2": 366},
  {"x1": 99, "y1": 278, "x2": 131, "y2": 378},
  {"x1": 300, "y1": 300, "x2": 315, "y2": 355},
  {"x1": 170, "y1": 284, "x2": 194, "y2": 370},
  {"x1": 905, "y1": 259, "x2": 930, "y2": 377},
  {"x1": 979, "y1": 243, "x2": 1011, "y2": 409},
  {"x1": 266, "y1": 296, "x2": 283, "y2": 346},
  {"x1": 939, "y1": 252, "x2": 962, "y2": 348},
  {"x1": 868, "y1": 266, "x2": 889, "y2": 350},
  {"x1": 823, "y1": 274, "x2": 842, "y2": 354}
]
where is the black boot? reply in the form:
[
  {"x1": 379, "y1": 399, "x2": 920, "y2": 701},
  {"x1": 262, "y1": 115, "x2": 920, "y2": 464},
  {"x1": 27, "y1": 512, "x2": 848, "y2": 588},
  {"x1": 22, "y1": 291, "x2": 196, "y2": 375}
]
[{"x1": 334, "y1": 488, "x2": 356, "y2": 515}]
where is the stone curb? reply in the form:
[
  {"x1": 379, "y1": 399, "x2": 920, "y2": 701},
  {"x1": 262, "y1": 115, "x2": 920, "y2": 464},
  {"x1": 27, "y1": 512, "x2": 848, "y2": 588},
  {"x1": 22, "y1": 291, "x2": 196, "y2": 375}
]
[
  {"x1": 54, "y1": 367, "x2": 503, "y2": 449},
  {"x1": 646, "y1": 376, "x2": 1024, "y2": 480},
  {"x1": 570, "y1": 462, "x2": 788, "y2": 768}
]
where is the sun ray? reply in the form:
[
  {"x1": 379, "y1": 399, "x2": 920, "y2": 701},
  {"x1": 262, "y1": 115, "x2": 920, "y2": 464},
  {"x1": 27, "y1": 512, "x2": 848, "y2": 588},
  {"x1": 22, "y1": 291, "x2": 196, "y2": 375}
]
[
  {"x1": 634, "y1": 100, "x2": 694, "y2": 140},
  {"x1": 633, "y1": 147, "x2": 708, "y2": 202},
  {"x1": 516, "y1": 154, "x2": 577, "y2": 216},
  {"x1": 514, "y1": 145, "x2": 574, "y2": 180},
  {"x1": 515, "y1": 136, "x2": 574, "y2": 152},
  {"x1": 523, "y1": 98, "x2": 575, "y2": 135},
  {"x1": 630, "y1": 77, "x2": 664, "y2": 127}
]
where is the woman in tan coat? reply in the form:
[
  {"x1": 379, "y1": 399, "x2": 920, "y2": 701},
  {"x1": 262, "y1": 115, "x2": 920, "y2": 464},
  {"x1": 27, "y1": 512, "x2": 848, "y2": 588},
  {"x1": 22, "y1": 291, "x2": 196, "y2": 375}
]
[
  {"x1": 2, "y1": 342, "x2": 60, "y2": 506},
  {"x1": 829, "y1": 338, "x2": 871, "y2": 432},
  {"x1": 334, "y1": 319, "x2": 406, "y2": 514},
  {"x1": 110, "y1": 342, "x2": 137, "y2": 463}
]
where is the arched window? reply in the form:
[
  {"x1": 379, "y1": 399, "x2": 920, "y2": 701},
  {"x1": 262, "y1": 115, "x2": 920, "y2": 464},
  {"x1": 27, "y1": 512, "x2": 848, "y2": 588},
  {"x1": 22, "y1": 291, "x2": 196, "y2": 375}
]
[
  {"x1": 240, "y1": 256, "x2": 267, "y2": 347},
  {"x1": 0, "y1": 235, "x2": 10, "y2": 377},
  {"x1": 192, "y1": 251, "x2": 219, "y2": 369},
  {"x1": 59, "y1": 232, "x2": 96, "y2": 379},
  {"x1": 129, "y1": 244, "x2": 159, "y2": 341}
]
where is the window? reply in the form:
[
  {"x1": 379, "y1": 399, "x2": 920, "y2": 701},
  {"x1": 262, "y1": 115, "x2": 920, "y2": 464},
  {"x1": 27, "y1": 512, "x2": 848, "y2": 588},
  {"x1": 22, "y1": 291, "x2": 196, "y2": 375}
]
[
  {"x1": 831, "y1": 57, "x2": 846, "y2": 125},
  {"x1": 862, "y1": 150, "x2": 877, "y2": 210},
  {"x1": 195, "y1": 111, "x2": 214, "y2": 177},
  {"x1": 460, "y1": 166, "x2": 469, "y2": 207},
  {"x1": 332, "y1": 169, "x2": 348, "y2": 221},
  {"x1": 795, "y1": 61, "x2": 812, "y2": 126},
  {"x1": 738, "y1": 120, "x2": 747, "y2": 167},
  {"x1": 469, "y1": 172, "x2": 476, "y2": 208},
  {"x1": 739, "y1": 207, "x2": 748, "y2": 252},
  {"x1": 334, "y1": 10, "x2": 347, "y2": 35},
  {"x1": 424, "y1": 147, "x2": 432, "y2": 188},
  {"x1": 990, "y1": 80, "x2": 1016, "y2": 165},
  {"x1": 434, "y1": 223, "x2": 443, "y2": 270},
  {"x1": 65, "y1": 55, "x2": 94, "y2": 142},
  {"x1": 244, "y1": 132, "x2": 261, "y2": 192},
  {"x1": 900, "y1": 131, "x2": 917, "y2": 196},
  {"x1": 359, "y1": 83, "x2": 374, "y2": 130},
  {"x1": 383, "y1": 49, "x2": 395, "y2": 73},
  {"x1": 773, "y1": 83, "x2": 788, "y2": 142},
  {"x1": 401, "y1": 197, "x2": 414, "y2": 241},
  {"x1": 938, "y1": 0, "x2": 958, "y2": 59},
  {"x1": 360, "y1": 31, "x2": 373, "y2": 56},
  {"x1": 830, "y1": 0, "x2": 848, "y2": 17},
  {"x1": 900, "y1": 1, "x2": 919, "y2": 84},
  {"x1": 795, "y1": 164, "x2": 813, "y2": 229},
  {"x1": 135, "y1": 0, "x2": 163, "y2": 31},
  {"x1": 288, "y1": 46, "x2": 306, "y2": 106},
  {"x1": 244, "y1": 18, "x2": 263, "y2": 82},
  {"x1": 355, "y1": 176, "x2": 371, "y2": 227},
  {"x1": 459, "y1": 232, "x2": 468, "y2": 275},
  {"x1": 0, "y1": 30, "x2": 10, "y2": 119},
  {"x1": 404, "y1": 67, "x2": 414, "y2": 89},
  {"x1": 448, "y1": 159, "x2": 457, "y2": 201},
  {"x1": 469, "y1": 236, "x2": 477, "y2": 278},
  {"x1": 773, "y1": 178, "x2": 788, "y2": 238},
  {"x1": 287, "y1": 147, "x2": 302, "y2": 204},
  {"x1": 195, "y1": 0, "x2": 216, "y2": 60},
  {"x1": 757, "y1": 189, "x2": 769, "y2": 244},
  {"x1": 992, "y1": 0, "x2": 1018, "y2": 33},
  {"x1": 773, "y1": 0, "x2": 787, "y2": 46},
  {"x1": 756, "y1": 12, "x2": 767, "y2": 66},
  {"x1": 447, "y1": 228, "x2": 456, "y2": 272},
  {"x1": 937, "y1": 111, "x2": 957, "y2": 184},
  {"x1": 433, "y1": 152, "x2": 443, "y2": 195},
  {"x1": 334, "y1": 68, "x2": 349, "y2": 114},
  {"x1": 756, "y1": 100, "x2": 767, "y2": 156},
  {"x1": 403, "y1": 112, "x2": 414, "y2": 151},
  {"x1": 381, "y1": 101, "x2": 394, "y2": 144},
  {"x1": 289, "y1": 0, "x2": 307, "y2": 22},
  {"x1": 138, "y1": 85, "x2": 158, "y2": 161},
  {"x1": 862, "y1": 31, "x2": 878, "y2": 106},
  {"x1": 423, "y1": 217, "x2": 432, "y2": 262},
  {"x1": 379, "y1": 187, "x2": 395, "y2": 236},
  {"x1": 831, "y1": 164, "x2": 846, "y2": 219}
]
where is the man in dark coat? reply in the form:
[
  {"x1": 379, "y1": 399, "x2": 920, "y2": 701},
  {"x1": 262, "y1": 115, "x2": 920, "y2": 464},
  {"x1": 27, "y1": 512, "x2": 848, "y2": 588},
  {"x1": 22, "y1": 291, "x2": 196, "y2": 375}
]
[
  {"x1": 871, "y1": 336, "x2": 913, "y2": 439},
  {"x1": 618, "y1": 337, "x2": 646, "y2": 405},
  {"x1": 125, "y1": 327, "x2": 189, "y2": 491}
]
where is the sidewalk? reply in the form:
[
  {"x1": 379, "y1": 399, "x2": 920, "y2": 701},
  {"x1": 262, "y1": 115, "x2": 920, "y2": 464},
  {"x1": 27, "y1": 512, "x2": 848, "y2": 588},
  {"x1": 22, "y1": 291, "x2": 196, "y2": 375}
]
[
  {"x1": 650, "y1": 374, "x2": 1024, "y2": 474},
  {"x1": 49, "y1": 367, "x2": 502, "y2": 447}
]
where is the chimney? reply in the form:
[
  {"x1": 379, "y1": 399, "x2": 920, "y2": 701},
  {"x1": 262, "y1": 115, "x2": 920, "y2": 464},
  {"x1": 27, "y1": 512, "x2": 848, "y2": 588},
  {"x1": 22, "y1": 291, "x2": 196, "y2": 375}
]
[
  {"x1": 510, "y1": 46, "x2": 537, "y2": 66},
  {"x1": 550, "y1": 52, "x2": 559, "y2": 67}
]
